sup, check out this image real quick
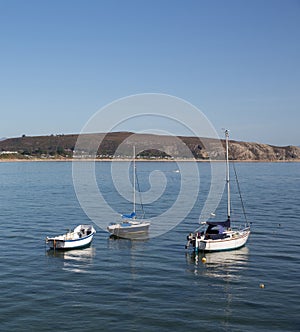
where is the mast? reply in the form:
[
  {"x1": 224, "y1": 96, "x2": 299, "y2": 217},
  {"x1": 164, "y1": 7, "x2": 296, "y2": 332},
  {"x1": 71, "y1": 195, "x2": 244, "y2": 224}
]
[
  {"x1": 225, "y1": 129, "x2": 231, "y2": 221},
  {"x1": 133, "y1": 145, "x2": 136, "y2": 215}
]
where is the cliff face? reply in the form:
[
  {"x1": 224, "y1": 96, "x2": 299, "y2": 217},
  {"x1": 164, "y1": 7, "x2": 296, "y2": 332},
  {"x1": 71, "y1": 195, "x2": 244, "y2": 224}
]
[
  {"x1": 0, "y1": 132, "x2": 299, "y2": 161},
  {"x1": 228, "y1": 141, "x2": 300, "y2": 161}
]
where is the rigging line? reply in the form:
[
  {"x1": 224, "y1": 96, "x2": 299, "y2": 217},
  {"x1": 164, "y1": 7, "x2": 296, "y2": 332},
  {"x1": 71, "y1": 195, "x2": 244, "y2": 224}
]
[
  {"x1": 232, "y1": 162, "x2": 249, "y2": 226},
  {"x1": 135, "y1": 169, "x2": 146, "y2": 219}
]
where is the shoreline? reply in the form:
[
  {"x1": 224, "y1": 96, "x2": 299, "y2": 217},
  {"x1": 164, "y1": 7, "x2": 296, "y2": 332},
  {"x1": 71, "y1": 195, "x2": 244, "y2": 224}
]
[{"x1": 1, "y1": 158, "x2": 300, "y2": 163}]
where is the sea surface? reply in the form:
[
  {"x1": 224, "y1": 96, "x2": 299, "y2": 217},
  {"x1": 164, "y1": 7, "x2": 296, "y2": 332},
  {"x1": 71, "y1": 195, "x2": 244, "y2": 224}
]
[{"x1": 0, "y1": 161, "x2": 299, "y2": 331}]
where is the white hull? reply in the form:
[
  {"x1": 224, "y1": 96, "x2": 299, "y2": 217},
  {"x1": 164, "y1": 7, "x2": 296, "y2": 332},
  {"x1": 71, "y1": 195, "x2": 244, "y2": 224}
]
[
  {"x1": 194, "y1": 228, "x2": 250, "y2": 252},
  {"x1": 107, "y1": 220, "x2": 150, "y2": 238},
  {"x1": 46, "y1": 225, "x2": 96, "y2": 250}
]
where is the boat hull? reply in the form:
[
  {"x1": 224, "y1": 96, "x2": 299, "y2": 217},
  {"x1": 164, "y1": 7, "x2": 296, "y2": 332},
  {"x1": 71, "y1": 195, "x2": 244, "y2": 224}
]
[
  {"x1": 195, "y1": 228, "x2": 250, "y2": 252},
  {"x1": 107, "y1": 221, "x2": 150, "y2": 239},
  {"x1": 46, "y1": 233, "x2": 95, "y2": 250}
]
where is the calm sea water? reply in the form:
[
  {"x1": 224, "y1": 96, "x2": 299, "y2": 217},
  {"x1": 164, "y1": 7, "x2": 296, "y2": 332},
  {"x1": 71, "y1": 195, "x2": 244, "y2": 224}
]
[{"x1": 0, "y1": 161, "x2": 299, "y2": 331}]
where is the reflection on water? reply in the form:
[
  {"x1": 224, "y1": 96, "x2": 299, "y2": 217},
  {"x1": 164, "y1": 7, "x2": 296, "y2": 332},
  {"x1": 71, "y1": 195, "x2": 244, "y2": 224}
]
[
  {"x1": 108, "y1": 231, "x2": 150, "y2": 241},
  {"x1": 46, "y1": 246, "x2": 96, "y2": 273},
  {"x1": 186, "y1": 246, "x2": 249, "y2": 280},
  {"x1": 106, "y1": 236, "x2": 150, "y2": 281},
  {"x1": 107, "y1": 235, "x2": 149, "y2": 250}
]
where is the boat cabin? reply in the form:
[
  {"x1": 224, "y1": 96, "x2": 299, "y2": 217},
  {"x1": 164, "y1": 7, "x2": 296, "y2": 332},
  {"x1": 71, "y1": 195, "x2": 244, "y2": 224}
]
[{"x1": 204, "y1": 220, "x2": 230, "y2": 240}]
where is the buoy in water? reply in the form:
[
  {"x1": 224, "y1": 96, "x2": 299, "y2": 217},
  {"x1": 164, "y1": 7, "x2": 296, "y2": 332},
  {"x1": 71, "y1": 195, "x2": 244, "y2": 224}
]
[
  {"x1": 259, "y1": 283, "x2": 265, "y2": 289},
  {"x1": 201, "y1": 257, "x2": 207, "y2": 263}
]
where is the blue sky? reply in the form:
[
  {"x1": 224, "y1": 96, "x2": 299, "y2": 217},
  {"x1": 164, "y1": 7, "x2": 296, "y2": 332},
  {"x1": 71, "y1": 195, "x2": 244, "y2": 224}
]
[{"x1": 0, "y1": 0, "x2": 299, "y2": 145}]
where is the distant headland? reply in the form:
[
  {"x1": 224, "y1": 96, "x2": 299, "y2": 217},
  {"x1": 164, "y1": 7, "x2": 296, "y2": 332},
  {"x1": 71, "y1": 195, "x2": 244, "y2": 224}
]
[{"x1": 0, "y1": 132, "x2": 299, "y2": 161}]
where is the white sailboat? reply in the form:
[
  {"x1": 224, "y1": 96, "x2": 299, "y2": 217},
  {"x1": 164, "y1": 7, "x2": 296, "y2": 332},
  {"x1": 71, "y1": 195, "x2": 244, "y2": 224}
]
[
  {"x1": 186, "y1": 130, "x2": 250, "y2": 252},
  {"x1": 107, "y1": 146, "x2": 150, "y2": 238}
]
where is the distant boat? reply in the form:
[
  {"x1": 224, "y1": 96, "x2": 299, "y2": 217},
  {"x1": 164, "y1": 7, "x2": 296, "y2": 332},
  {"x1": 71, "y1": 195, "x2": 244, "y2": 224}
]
[
  {"x1": 46, "y1": 224, "x2": 96, "y2": 250},
  {"x1": 107, "y1": 146, "x2": 150, "y2": 238},
  {"x1": 186, "y1": 130, "x2": 250, "y2": 252}
]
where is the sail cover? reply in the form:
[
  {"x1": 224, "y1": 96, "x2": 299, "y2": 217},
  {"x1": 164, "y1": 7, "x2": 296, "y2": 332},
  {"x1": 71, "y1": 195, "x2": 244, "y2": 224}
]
[
  {"x1": 122, "y1": 212, "x2": 136, "y2": 219},
  {"x1": 206, "y1": 219, "x2": 230, "y2": 228}
]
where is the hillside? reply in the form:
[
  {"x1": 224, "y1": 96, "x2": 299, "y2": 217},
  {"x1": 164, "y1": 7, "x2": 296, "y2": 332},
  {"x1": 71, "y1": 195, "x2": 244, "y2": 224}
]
[{"x1": 0, "y1": 132, "x2": 299, "y2": 161}]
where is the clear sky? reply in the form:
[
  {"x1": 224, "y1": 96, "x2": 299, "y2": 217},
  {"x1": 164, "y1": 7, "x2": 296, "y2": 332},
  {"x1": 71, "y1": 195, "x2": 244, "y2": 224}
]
[{"x1": 0, "y1": 0, "x2": 299, "y2": 146}]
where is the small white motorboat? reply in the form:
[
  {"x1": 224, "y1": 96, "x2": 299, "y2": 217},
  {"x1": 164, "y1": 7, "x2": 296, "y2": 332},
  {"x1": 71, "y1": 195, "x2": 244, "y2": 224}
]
[{"x1": 46, "y1": 224, "x2": 96, "y2": 250}]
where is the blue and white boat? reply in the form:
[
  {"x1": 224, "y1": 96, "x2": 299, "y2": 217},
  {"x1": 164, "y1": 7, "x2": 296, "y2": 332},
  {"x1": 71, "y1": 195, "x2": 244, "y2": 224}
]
[
  {"x1": 46, "y1": 224, "x2": 96, "y2": 250},
  {"x1": 107, "y1": 147, "x2": 150, "y2": 238}
]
